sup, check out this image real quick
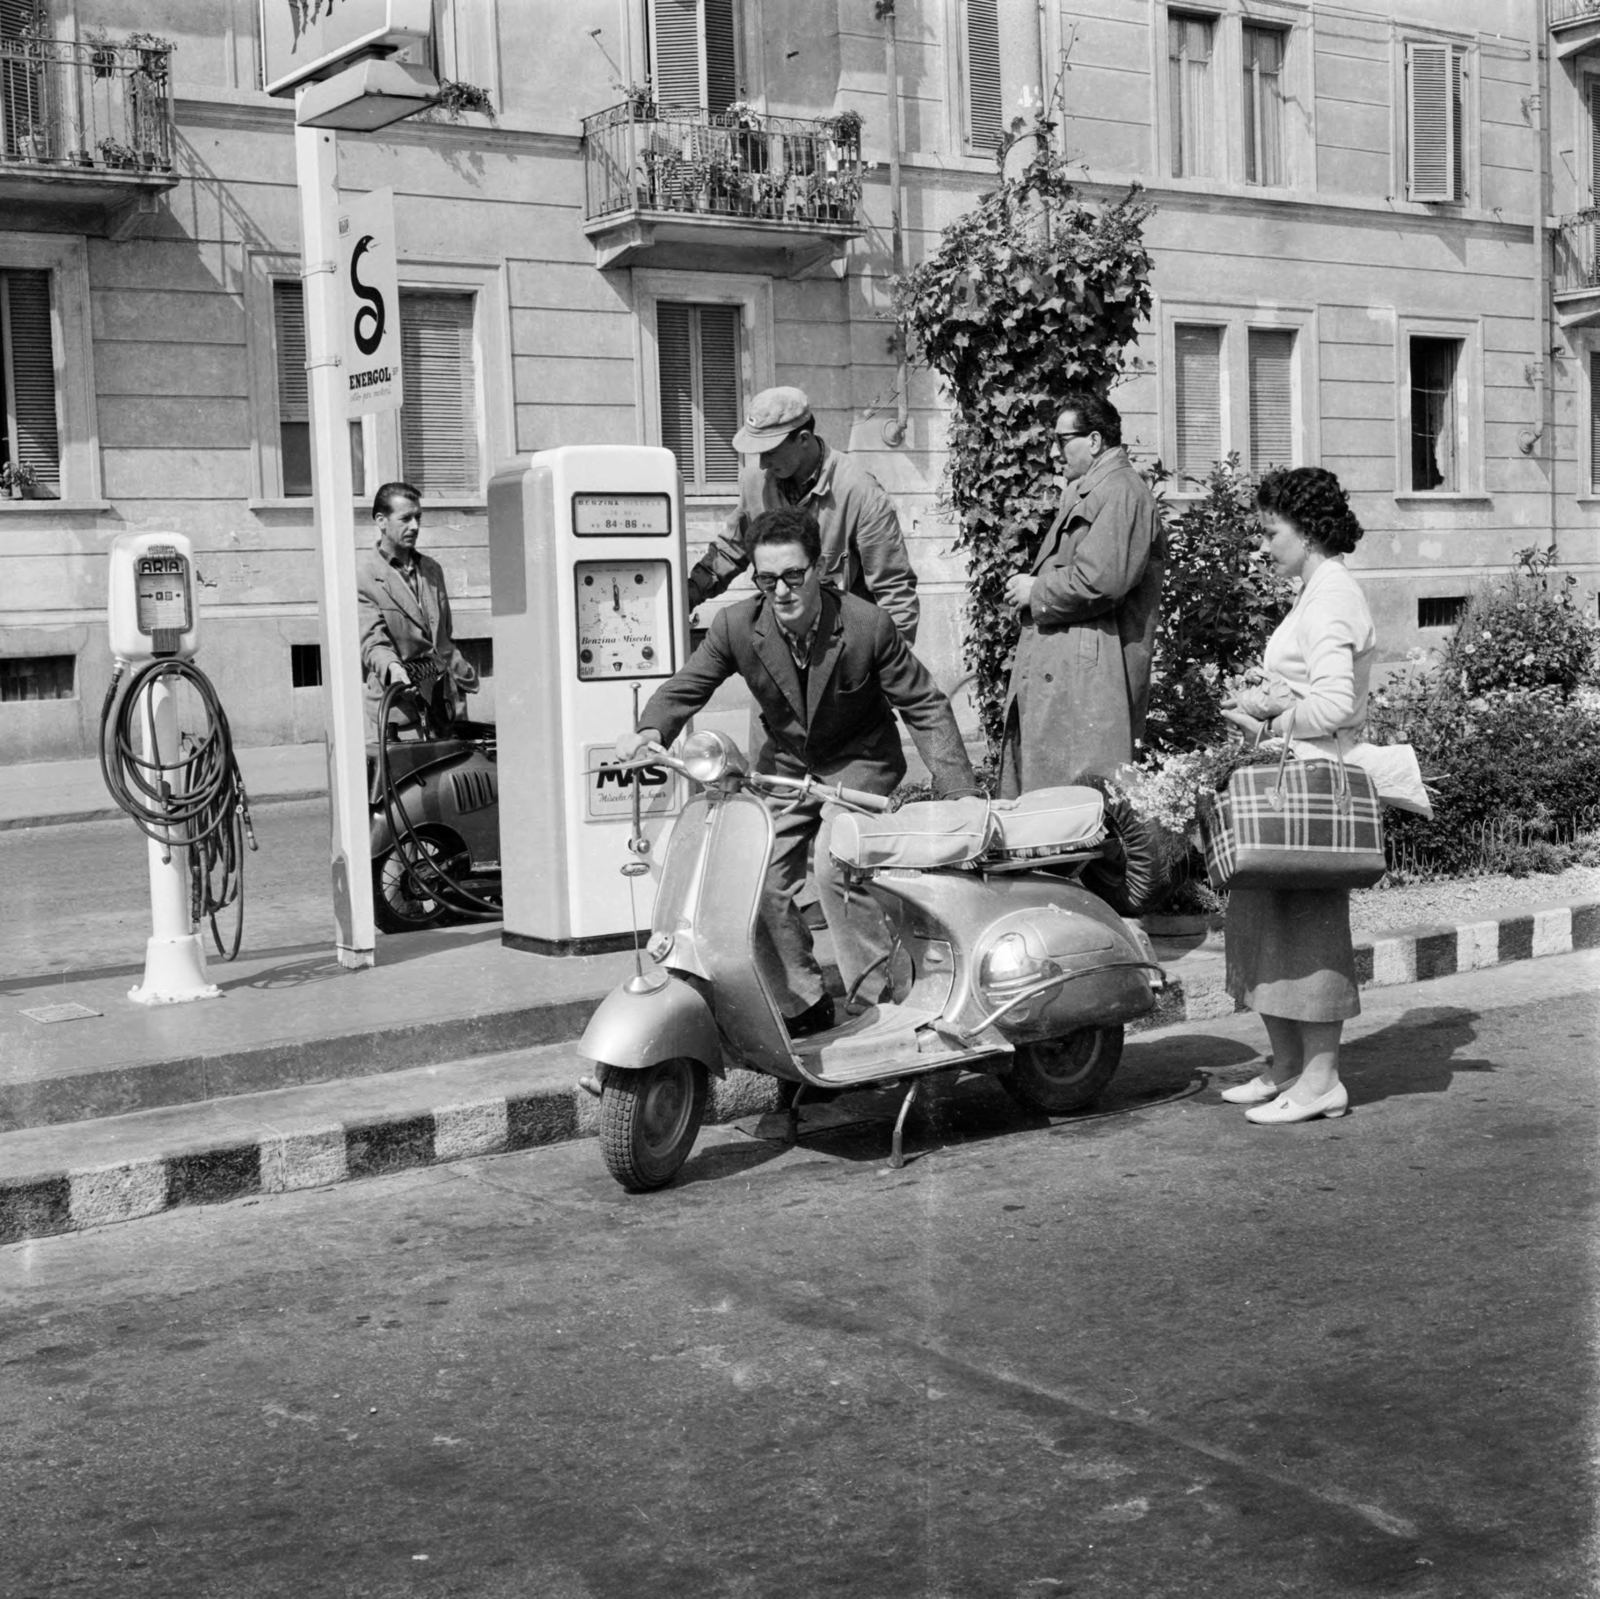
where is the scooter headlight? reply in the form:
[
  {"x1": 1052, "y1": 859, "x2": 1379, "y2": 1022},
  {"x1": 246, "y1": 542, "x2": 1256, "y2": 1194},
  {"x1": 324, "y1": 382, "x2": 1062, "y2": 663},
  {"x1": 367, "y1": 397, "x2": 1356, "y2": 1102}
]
[
  {"x1": 978, "y1": 931, "x2": 1057, "y2": 1002},
  {"x1": 679, "y1": 730, "x2": 745, "y2": 784}
]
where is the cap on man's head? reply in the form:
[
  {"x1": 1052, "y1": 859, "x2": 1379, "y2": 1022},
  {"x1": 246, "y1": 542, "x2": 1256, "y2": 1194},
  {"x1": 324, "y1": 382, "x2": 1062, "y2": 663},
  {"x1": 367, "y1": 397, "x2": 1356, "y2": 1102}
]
[{"x1": 731, "y1": 386, "x2": 814, "y2": 454}]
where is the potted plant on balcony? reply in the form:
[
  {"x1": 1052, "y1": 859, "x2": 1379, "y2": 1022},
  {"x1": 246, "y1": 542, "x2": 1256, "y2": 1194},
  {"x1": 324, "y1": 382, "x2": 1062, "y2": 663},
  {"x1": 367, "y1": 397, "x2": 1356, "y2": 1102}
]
[
  {"x1": 82, "y1": 24, "x2": 116, "y2": 79},
  {"x1": 18, "y1": 122, "x2": 48, "y2": 162},
  {"x1": 819, "y1": 108, "x2": 864, "y2": 160},
  {"x1": 98, "y1": 136, "x2": 137, "y2": 170},
  {"x1": 1, "y1": 461, "x2": 38, "y2": 500},
  {"x1": 430, "y1": 80, "x2": 496, "y2": 122},
  {"x1": 623, "y1": 81, "x2": 656, "y2": 121},
  {"x1": 724, "y1": 99, "x2": 767, "y2": 179}
]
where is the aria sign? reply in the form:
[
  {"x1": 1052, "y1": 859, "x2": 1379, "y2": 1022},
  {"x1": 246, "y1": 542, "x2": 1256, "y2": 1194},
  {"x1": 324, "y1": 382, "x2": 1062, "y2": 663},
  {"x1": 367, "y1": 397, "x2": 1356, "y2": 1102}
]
[{"x1": 262, "y1": 0, "x2": 433, "y2": 97}]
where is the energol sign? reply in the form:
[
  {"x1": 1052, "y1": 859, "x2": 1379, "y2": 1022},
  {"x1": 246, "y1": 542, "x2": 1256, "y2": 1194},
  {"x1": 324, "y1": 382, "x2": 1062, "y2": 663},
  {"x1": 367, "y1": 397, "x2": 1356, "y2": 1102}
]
[{"x1": 339, "y1": 187, "x2": 402, "y2": 415}]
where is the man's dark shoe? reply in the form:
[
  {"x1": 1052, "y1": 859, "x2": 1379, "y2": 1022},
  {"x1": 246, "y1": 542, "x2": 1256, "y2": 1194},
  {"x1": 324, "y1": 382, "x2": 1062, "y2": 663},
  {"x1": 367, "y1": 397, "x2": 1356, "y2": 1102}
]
[{"x1": 785, "y1": 993, "x2": 836, "y2": 1039}]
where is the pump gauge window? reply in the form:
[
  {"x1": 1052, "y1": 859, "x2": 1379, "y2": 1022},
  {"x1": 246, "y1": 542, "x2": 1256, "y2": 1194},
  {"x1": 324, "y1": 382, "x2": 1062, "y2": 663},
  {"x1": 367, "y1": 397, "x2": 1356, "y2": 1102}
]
[{"x1": 574, "y1": 560, "x2": 674, "y2": 681}]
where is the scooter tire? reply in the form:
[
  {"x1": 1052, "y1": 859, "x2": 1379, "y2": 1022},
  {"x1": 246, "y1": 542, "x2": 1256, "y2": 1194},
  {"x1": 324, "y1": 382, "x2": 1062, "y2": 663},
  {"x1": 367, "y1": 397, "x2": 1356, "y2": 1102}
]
[
  {"x1": 599, "y1": 1057, "x2": 708, "y2": 1193},
  {"x1": 999, "y1": 1024, "x2": 1124, "y2": 1116}
]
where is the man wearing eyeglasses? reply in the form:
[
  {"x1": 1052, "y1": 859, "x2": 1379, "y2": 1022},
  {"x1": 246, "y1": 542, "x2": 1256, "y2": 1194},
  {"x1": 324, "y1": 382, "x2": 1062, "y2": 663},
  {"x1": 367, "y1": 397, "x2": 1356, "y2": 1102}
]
[
  {"x1": 685, "y1": 385, "x2": 920, "y2": 644},
  {"x1": 617, "y1": 508, "x2": 976, "y2": 1039},
  {"x1": 998, "y1": 391, "x2": 1164, "y2": 796}
]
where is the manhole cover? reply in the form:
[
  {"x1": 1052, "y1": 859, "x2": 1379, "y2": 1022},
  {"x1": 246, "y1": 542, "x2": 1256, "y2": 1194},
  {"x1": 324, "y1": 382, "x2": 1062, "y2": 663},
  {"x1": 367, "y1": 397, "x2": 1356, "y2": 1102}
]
[{"x1": 20, "y1": 1002, "x2": 103, "y2": 1025}]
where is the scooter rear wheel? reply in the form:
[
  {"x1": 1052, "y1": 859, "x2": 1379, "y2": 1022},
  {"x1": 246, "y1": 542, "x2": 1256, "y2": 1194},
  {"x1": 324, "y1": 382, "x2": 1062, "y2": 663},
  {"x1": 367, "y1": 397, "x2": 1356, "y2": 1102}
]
[
  {"x1": 599, "y1": 1057, "x2": 708, "y2": 1193},
  {"x1": 999, "y1": 1025, "x2": 1124, "y2": 1115}
]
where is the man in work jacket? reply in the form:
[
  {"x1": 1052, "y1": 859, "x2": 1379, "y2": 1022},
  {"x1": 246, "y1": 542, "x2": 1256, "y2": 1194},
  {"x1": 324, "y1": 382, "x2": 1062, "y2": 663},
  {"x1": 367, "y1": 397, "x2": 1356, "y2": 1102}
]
[{"x1": 686, "y1": 385, "x2": 920, "y2": 644}]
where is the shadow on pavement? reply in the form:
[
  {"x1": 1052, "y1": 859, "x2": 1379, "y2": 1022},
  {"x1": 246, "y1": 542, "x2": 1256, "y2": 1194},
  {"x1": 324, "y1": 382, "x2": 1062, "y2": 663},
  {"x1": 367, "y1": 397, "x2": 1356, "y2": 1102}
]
[{"x1": 1336, "y1": 1004, "x2": 1494, "y2": 1104}]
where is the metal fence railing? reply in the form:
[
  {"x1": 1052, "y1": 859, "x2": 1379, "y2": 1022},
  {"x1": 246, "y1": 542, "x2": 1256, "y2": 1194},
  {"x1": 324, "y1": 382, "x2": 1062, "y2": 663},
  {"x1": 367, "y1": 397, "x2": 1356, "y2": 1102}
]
[
  {"x1": 0, "y1": 36, "x2": 174, "y2": 173},
  {"x1": 581, "y1": 101, "x2": 862, "y2": 228},
  {"x1": 1550, "y1": 0, "x2": 1600, "y2": 26},
  {"x1": 1553, "y1": 217, "x2": 1600, "y2": 296}
]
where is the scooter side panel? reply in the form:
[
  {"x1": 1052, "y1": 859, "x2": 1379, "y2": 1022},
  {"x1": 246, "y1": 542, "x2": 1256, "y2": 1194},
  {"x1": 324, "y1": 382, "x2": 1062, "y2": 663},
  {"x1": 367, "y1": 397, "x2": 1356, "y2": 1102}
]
[{"x1": 578, "y1": 977, "x2": 720, "y2": 1073}]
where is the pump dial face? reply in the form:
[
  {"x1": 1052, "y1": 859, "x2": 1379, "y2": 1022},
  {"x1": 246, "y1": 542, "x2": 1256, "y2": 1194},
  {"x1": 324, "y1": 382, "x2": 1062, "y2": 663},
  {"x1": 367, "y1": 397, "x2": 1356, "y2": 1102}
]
[{"x1": 574, "y1": 559, "x2": 673, "y2": 681}]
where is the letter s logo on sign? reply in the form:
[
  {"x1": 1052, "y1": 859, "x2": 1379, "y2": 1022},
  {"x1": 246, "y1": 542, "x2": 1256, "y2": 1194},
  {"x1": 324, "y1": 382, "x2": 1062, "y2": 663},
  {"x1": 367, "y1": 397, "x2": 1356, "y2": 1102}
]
[{"x1": 350, "y1": 235, "x2": 385, "y2": 356}]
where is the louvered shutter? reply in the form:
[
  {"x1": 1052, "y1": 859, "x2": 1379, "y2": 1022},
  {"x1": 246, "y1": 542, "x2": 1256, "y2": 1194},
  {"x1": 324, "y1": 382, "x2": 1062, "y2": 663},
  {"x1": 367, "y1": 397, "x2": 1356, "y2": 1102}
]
[
  {"x1": 652, "y1": 0, "x2": 702, "y2": 112},
  {"x1": 1, "y1": 270, "x2": 59, "y2": 492},
  {"x1": 1247, "y1": 329, "x2": 1294, "y2": 470},
  {"x1": 704, "y1": 0, "x2": 737, "y2": 114},
  {"x1": 697, "y1": 304, "x2": 740, "y2": 484},
  {"x1": 657, "y1": 301, "x2": 742, "y2": 490},
  {"x1": 1590, "y1": 353, "x2": 1600, "y2": 495},
  {"x1": 657, "y1": 303, "x2": 697, "y2": 479},
  {"x1": 965, "y1": 0, "x2": 1002, "y2": 150},
  {"x1": 400, "y1": 291, "x2": 479, "y2": 498},
  {"x1": 1407, "y1": 41, "x2": 1456, "y2": 202},
  {"x1": 1173, "y1": 324, "x2": 1222, "y2": 487},
  {"x1": 274, "y1": 281, "x2": 308, "y2": 427}
]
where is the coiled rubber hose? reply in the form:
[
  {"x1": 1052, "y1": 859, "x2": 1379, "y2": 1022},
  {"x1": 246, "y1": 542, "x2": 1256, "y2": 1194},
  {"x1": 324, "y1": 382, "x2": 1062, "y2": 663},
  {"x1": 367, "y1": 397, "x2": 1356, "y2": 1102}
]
[
  {"x1": 372, "y1": 678, "x2": 501, "y2": 924},
  {"x1": 98, "y1": 658, "x2": 257, "y2": 959}
]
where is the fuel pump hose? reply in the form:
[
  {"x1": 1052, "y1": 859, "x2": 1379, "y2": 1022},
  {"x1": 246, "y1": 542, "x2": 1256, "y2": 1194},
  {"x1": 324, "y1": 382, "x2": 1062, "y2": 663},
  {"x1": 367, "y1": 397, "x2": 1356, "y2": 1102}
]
[{"x1": 99, "y1": 656, "x2": 258, "y2": 960}]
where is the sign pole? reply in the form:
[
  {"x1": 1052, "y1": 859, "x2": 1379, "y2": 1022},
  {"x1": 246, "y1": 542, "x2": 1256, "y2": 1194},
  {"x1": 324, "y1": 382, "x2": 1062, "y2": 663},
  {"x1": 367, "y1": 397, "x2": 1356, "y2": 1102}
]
[{"x1": 294, "y1": 99, "x2": 376, "y2": 968}]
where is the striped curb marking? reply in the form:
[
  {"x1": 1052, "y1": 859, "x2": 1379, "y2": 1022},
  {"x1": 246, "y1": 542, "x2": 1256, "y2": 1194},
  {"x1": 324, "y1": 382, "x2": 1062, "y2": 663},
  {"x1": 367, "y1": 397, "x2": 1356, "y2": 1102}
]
[{"x1": 4, "y1": 902, "x2": 1596, "y2": 1245}]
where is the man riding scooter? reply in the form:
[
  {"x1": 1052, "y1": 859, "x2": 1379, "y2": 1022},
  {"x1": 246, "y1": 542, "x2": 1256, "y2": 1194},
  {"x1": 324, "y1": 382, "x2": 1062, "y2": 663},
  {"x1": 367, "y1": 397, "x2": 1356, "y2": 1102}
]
[{"x1": 615, "y1": 508, "x2": 978, "y2": 1038}]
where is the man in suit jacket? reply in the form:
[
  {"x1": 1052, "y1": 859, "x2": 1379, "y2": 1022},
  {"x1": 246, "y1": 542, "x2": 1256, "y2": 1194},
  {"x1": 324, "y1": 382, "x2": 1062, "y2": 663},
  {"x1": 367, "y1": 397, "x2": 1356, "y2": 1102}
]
[
  {"x1": 356, "y1": 481, "x2": 478, "y2": 738},
  {"x1": 999, "y1": 392, "x2": 1164, "y2": 795},
  {"x1": 617, "y1": 508, "x2": 976, "y2": 1037}
]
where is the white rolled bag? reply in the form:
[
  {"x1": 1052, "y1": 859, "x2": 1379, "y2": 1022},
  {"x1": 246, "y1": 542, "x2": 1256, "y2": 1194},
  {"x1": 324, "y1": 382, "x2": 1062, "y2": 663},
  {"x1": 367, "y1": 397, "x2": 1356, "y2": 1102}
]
[{"x1": 1284, "y1": 736, "x2": 1433, "y2": 819}]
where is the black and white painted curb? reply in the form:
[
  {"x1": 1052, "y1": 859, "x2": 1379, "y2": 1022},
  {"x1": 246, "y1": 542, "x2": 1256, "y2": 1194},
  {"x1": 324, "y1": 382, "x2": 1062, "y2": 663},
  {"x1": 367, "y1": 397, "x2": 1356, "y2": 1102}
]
[{"x1": 3, "y1": 900, "x2": 1595, "y2": 1245}]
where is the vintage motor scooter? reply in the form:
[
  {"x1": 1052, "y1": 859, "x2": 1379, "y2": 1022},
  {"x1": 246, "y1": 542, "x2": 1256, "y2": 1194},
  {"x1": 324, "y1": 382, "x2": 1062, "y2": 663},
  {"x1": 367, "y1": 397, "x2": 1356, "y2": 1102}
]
[
  {"x1": 579, "y1": 729, "x2": 1166, "y2": 1192},
  {"x1": 367, "y1": 665, "x2": 502, "y2": 932}
]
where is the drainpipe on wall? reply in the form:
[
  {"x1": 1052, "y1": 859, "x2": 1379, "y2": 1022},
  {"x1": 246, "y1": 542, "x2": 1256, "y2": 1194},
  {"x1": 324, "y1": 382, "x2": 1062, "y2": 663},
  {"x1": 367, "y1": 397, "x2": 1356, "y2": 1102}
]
[
  {"x1": 1520, "y1": 0, "x2": 1557, "y2": 558},
  {"x1": 880, "y1": 0, "x2": 908, "y2": 447}
]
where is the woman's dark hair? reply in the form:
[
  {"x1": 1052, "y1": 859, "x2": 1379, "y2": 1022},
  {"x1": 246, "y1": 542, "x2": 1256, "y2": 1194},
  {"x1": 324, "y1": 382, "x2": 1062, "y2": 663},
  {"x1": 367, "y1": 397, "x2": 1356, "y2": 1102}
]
[
  {"x1": 1059, "y1": 390, "x2": 1122, "y2": 447},
  {"x1": 1255, "y1": 466, "x2": 1363, "y2": 556},
  {"x1": 373, "y1": 481, "x2": 422, "y2": 518},
  {"x1": 748, "y1": 507, "x2": 822, "y2": 565}
]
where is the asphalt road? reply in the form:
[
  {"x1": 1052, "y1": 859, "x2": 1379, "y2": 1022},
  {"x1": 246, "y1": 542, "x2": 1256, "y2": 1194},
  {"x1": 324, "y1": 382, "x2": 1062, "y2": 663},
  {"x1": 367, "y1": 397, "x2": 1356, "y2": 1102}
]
[
  {"x1": 2, "y1": 952, "x2": 1596, "y2": 1599},
  {"x1": 2, "y1": 800, "x2": 355, "y2": 984}
]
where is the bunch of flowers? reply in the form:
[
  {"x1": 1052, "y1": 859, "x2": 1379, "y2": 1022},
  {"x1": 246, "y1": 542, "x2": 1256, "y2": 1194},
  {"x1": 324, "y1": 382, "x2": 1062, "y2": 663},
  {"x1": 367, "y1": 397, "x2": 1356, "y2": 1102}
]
[{"x1": 1109, "y1": 739, "x2": 1283, "y2": 863}]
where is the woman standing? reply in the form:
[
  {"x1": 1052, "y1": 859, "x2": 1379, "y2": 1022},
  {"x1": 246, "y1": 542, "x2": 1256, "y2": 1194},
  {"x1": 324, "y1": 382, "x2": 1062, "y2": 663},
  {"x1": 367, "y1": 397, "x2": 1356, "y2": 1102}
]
[{"x1": 1218, "y1": 467, "x2": 1377, "y2": 1125}]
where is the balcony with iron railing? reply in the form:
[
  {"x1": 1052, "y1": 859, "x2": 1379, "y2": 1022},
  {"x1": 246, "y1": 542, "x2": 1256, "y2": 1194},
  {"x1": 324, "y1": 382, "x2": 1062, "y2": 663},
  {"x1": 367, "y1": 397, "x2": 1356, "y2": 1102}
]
[
  {"x1": 1551, "y1": 216, "x2": 1600, "y2": 323},
  {"x1": 580, "y1": 100, "x2": 865, "y2": 271},
  {"x1": 1550, "y1": 0, "x2": 1600, "y2": 57},
  {"x1": 0, "y1": 35, "x2": 177, "y2": 223}
]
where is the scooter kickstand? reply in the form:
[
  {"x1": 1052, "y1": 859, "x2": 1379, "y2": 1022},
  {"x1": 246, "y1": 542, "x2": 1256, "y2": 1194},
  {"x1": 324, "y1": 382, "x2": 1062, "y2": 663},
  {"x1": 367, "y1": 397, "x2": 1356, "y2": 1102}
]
[
  {"x1": 785, "y1": 1083, "x2": 806, "y2": 1147},
  {"x1": 889, "y1": 1077, "x2": 920, "y2": 1170}
]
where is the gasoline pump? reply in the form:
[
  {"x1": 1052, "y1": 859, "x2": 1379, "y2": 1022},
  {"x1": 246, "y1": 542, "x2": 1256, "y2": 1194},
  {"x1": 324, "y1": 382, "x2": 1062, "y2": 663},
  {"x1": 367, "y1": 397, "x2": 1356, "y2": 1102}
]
[{"x1": 101, "y1": 532, "x2": 255, "y2": 1003}]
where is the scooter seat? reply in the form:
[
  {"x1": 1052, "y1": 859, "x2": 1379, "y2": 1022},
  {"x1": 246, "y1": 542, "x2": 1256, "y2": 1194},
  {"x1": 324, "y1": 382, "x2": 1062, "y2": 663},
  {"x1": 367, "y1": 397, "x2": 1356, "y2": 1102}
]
[
  {"x1": 987, "y1": 786, "x2": 1106, "y2": 859},
  {"x1": 829, "y1": 796, "x2": 995, "y2": 871}
]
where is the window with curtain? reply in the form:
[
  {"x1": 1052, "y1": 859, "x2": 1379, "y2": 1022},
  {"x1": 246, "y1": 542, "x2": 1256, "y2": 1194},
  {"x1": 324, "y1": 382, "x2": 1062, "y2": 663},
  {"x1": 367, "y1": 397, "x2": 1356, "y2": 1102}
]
[
  {"x1": 1242, "y1": 25, "x2": 1285, "y2": 186},
  {"x1": 1406, "y1": 41, "x2": 1466, "y2": 202},
  {"x1": 1173, "y1": 323, "x2": 1223, "y2": 487},
  {"x1": 399, "y1": 291, "x2": 480, "y2": 498},
  {"x1": 1247, "y1": 328, "x2": 1295, "y2": 470},
  {"x1": 272, "y1": 280, "x2": 365, "y2": 499},
  {"x1": 1409, "y1": 336, "x2": 1460, "y2": 491},
  {"x1": 1168, "y1": 12, "x2": 1214, "y2": 178},
  {"x1": 1, "y1": 268, "x2": 59, "y2": 495},
  {"x1": 657, "y1": 301, "x2": 742, "y2": 492},
  {"x1": 650, "y1": 0, "x2": 739, "y2": 113},
  {"x1": 964, "y1": 0, "x2": 1003, "y2": 150}
]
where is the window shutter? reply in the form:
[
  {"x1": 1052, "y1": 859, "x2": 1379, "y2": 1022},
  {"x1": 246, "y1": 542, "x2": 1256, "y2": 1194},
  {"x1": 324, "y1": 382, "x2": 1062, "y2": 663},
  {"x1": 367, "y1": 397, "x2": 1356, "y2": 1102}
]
[
  {"x1": 400, "y1": 291, "x2": 479, "y2": 498},
  {"x1": 273, "y1": 280, "x2": 308, "y2": 425},
  {"x1": 703, "y1": 0, "x2": 738, "y2": 114},
  {"x1": 965, "y1": 0, "x2": 1003, "y2": 150},
  {"x1": 697, "y1": 304, "x2": 741, "y2": 484},
  {"x1": 657, "y1": 301, "x2": 742, "y2": 490},
  {"x1": 1590, "y1": 353, "x2": 1600, "y2": 496},
  {"x1": 1407, "y1": 41, "x2": 1456, "y2": 202},
  {"x1": 1, "y1": 269, "x2": 59, "y2": 491},
  {"x1": 1247, "y1": 329, "x2": 1295, "y2": 470},
  {"x1": 651, "y1": 0, "x2": 703, "y2": 112},
  {"x1": 1589, "y1": 79, "x2": 1600, "y2": 205},
  {"x1": 1173, "y1": 324, "x2": 1223, "y2": 486}
]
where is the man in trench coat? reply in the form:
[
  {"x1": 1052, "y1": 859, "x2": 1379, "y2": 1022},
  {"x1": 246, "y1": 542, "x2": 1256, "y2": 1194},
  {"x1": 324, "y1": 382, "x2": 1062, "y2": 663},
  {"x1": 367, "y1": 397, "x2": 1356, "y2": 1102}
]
[{"x1": 998, "y1": 392, "x2": 1164, "y2": 796}]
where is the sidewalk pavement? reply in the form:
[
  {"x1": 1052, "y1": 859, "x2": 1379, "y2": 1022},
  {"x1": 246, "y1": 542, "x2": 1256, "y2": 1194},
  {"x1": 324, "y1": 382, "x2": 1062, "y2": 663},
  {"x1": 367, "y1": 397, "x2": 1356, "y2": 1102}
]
[
  {"x1": 3, "y1": 888, "x2": 1597, "y2": 1244},
  {"x1": 0, "y1": 743, "x2": 329, "y2": 830}
]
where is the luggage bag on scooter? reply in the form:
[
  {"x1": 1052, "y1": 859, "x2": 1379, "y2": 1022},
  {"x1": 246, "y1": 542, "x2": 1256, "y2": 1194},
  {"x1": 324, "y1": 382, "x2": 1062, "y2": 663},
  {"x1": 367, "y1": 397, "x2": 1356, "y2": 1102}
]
[{"x1": 829, "y1": 796, "x2": 995, "y2": 871}]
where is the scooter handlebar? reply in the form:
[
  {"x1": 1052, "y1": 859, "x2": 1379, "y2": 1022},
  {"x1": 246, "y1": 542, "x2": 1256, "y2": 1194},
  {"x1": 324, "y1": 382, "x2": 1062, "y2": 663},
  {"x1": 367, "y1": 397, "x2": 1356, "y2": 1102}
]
[{"x1": 754, "y1": 771, "x2": 892, "y2": 813}]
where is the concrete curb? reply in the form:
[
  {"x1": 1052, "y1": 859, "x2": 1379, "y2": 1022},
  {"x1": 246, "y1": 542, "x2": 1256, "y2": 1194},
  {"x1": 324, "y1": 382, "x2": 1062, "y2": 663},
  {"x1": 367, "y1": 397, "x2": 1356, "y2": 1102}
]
[
  {"x1": 0, "y1": 788, "x2": 326, "y2": 833},
  {"x1": 4, "y1": 899, "x2": 1596, "y2": 1245}
]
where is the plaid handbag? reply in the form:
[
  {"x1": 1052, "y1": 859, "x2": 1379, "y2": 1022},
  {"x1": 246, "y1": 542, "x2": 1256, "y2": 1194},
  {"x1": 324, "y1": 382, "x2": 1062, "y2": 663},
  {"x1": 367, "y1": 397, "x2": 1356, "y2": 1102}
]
[{"x1": 1199, "y1": 725, "x2": 1386, "y2": 892}]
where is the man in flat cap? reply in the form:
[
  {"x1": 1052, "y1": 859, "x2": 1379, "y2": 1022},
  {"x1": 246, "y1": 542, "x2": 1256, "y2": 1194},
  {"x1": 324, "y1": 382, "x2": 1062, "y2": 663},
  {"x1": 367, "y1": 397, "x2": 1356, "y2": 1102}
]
[{"x1": 686, "y1": 385, "x2": 920, "y2": 643}]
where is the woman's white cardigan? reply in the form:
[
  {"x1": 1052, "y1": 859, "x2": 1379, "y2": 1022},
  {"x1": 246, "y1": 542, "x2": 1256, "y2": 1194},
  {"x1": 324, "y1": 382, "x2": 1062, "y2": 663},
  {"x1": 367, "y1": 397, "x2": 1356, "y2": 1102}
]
[{"x1": 1261, "y1": 557, "x2": 1376, "y2": 754}]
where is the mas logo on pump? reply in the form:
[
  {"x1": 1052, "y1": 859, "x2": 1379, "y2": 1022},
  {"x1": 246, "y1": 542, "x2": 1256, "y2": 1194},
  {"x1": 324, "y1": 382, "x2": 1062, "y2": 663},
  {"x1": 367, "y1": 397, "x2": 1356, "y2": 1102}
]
[{"x1": 585, "y1": 744, "x2": 680, "y2": 822}]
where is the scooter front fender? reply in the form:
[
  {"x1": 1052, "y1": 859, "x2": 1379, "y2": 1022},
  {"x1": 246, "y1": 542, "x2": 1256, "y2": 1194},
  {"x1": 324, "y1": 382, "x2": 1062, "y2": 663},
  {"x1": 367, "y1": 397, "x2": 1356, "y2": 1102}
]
[{"x1": 579, "y1": 975, "x2": 721, "y2": 1075}]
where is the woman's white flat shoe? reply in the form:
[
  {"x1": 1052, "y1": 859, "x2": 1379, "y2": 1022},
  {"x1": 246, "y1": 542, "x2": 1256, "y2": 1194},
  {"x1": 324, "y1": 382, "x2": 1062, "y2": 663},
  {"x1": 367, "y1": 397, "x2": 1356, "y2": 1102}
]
[
  {"x1": 1220, "y1": 1073, "x2": 1301, "y2": 1105},
  {"x1": 1245, "y1": 1083, "x2": 1349, "y2": 1124}
]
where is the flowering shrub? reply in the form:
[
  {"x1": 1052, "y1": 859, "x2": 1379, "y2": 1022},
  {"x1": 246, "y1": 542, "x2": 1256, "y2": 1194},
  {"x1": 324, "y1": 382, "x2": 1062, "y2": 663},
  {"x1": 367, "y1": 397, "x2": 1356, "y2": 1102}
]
[
  {"x1": 1437, "y1": 545, "x2": 1597, "y2": 699},
  {"x1": 1144, "y1": 456, "x2": 1295, "y2": 755}
]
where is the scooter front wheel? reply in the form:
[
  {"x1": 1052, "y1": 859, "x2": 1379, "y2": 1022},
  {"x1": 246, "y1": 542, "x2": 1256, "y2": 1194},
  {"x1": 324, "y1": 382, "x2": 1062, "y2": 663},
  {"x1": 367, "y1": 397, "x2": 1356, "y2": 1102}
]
[
  {"x1": 999, "y1": 1025, "x2": 1124, "y2": 1115},
  {"x1": 599, "y1": 1057, "x2": 708, "y2": 1192}
]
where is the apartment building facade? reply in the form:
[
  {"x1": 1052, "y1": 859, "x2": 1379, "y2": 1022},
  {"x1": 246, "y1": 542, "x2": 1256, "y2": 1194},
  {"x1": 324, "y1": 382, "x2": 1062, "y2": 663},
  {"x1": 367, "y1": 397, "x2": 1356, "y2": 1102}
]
[{"x1": 0, "y1": 0, "x2": 1588, "y2": 763}]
